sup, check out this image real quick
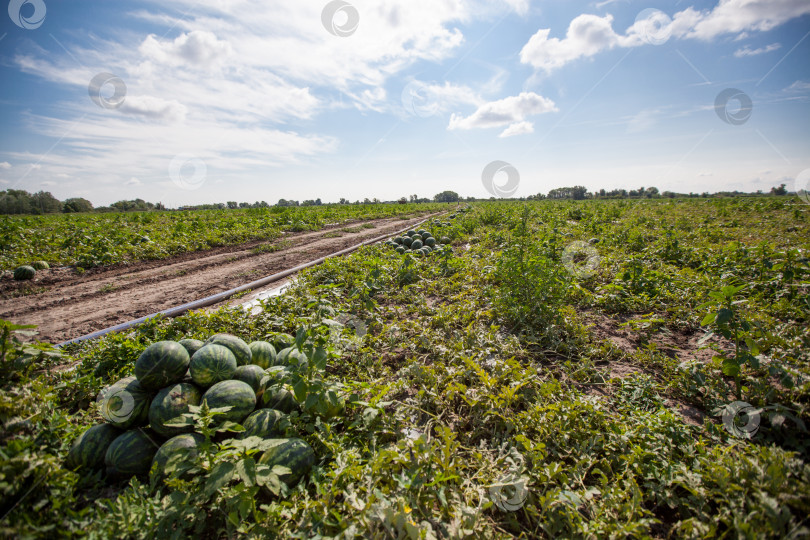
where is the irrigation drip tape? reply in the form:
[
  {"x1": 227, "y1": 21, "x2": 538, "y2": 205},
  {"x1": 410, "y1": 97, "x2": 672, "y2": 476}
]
[{"x1": 56, "y1": 214, "x2": 440, "y2": 348}]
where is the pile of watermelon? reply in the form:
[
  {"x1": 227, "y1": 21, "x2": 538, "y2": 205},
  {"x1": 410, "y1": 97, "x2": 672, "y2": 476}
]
[
  {"x1": 383, "y1": 228, "x2": 452, "y2": 257},
  {"x1": 66, "y1": 333, "x2": 316, "y2": 491}
]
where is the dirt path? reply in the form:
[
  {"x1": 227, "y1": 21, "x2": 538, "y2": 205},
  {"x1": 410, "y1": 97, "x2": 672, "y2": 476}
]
[{"x1": 0, "y1": 213, "x2": 439, "y2": 343}]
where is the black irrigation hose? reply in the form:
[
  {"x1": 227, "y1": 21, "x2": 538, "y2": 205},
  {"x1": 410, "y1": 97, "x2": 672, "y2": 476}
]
[{"x1": 56, "y1": 213, "x2": 442, "y2": 348}]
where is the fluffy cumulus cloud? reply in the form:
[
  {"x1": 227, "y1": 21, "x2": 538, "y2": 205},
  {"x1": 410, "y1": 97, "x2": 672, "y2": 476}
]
[
  {"x1": 139, "y1": 30, "x2": 232, "y2": 69},
  {"x1": 448, "y1": 92, "x2": 557, "y2": 131},
  {"x1": 521, "y1": 0, "x2": 810, "y2": 72}
]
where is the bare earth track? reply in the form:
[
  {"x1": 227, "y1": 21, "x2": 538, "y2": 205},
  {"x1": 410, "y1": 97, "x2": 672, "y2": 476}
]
[{"x1": 0, "y1": 213, "x2": 439, "y2": 343}]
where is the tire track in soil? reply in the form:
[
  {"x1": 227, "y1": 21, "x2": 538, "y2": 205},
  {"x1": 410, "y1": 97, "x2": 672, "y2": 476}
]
[{"x1": 0, "y1": 213, "x2": 442, "y2": 343}]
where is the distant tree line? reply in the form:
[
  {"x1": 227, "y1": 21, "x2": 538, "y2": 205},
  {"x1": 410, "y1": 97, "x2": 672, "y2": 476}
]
[
  {"x1": 2, "y1": 184, "x2": 794, "y2": 215},
  {"x1": 0, "y1": 189, "x2": 166, "y2": 215}
]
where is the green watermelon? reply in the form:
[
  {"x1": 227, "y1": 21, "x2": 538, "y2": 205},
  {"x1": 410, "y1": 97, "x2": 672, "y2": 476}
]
[
  {"x1": 396, "y1": 246, "x2": 406, "y2": 254},
  {"x1": 276, "y1": 347, "x2": 308, "y2": 370},
  {"x1": 258, "y1": 438, "x2": 315, "y2": 488},
  {"x1": 264, "y1": 366, "x2": 290, "y2": 384},
  {"x1": 148, "y1": 382, "x2": 202, "y2": 438},
  {"x1": 190, "y1": 344, "x2": 238, "y2": 388},
  {"x1": 202, "y1": 380, "x2": 256, "y2": 424},
  {"x1": 13, "y1": 266, "x2": 35, "y2": 281},
  {"x1": 406, "y1": 230, "x2": 416, "y2": 237},
  {"x1": 394, "y1": 237, "x2": 404, "y2": 245},
  {"x1": 411, "y1": 239, "x2": 423, "y2": 250},
  {"x1": 178, "y1": 338, "x2": 205, "y2": 356},
  {"x1": 425, "y1": 237, "x2": 436, "y2": 247},
  {"x1": 105, "y1": 428, "x2": 162, "y2": 479},
  {"x1": 241, "y1": 409, "x2": 286, "y2": 439},
  {"x1": 65, "y1": 424, "x2": 121, "y2": 472},
  {"x1": 263, "y1": 388, "x2": 299, "y2": 414},
  {"x1": 206, "y1": 334, "x2": 252, "y2": 366},
  {"x1": 31, "y1": 261, "x2": 49, "y2": 270},
  {"x1": 402, "y1": 236, "x2": 413, "y2": 247},
  {"x1": 151, "y1": 433, "x2": 204, "y2": 478},
  {"x1": 98, "y1": 376, "x2": 152, "y2": 429},
  {"x1": 248, "y1": 341, "x2": 276, "y2": 368},
  {"x1": 134, "y1": 341, "x2": 190, "y2": 391},
  {"x1": 441, "y1": 236, "x2": 451, "y2": 244},
  {"x1": 268, "y1": 333, "x2": 296, "y2": 351},
  {"x1": 232, "y1": 365, "x2": 265, "y2": 397}
]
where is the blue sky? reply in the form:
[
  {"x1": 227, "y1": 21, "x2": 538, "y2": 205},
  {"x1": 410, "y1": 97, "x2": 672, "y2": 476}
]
[{"x1": 0, "y1": 0, "x2": 808, "y2": 206}]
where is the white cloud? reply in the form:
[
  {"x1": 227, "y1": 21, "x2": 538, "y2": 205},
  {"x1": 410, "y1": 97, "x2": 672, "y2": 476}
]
[
  {"x1": 139, "y1": 31, "x2": 232, "y2": 69},
  {"x1": 684, "y1": 0, "x2": 810, "y2": 41},
  {"x1": 126, "y1": 177, "x2": 142, "y2": 186},
  {"x1": 449, "y1": 92, "x2": 557, "y2": 130},
  {"x1": 521, "y1": 0, "x2": 810, "y2": 71},
  {"x1": 520, "y1": 14, "x2": 628, "y2": 72},
  {"x1": 0, "y1": 162, "x2": 10, "y2": 169},
  {"x1": 785, "y1": 81, "x2": 810, "y2": 93},
  {"x1": 733, "y1": 43, "x2": 781, "y2": 57},
  {"x1": 499, "y1": 121, "x2": 534, "y2": 138},
  {"x1": 118, "y1": 96, "x2": 187, "y2": 123}
]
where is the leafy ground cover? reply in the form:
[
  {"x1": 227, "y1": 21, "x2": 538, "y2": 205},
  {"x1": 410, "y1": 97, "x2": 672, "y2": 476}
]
[
  {"x1": 0, "y1": 203, "x2": 445, "y2": 271},
  {"x1": 1, "y1": 197, "x2": 808, "y2": 538}
]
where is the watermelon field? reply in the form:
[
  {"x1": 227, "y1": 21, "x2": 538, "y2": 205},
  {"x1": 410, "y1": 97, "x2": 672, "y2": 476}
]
[
  {"x1": 1, "y1": 197, "x2": 809, "y2": 538},
  {"x1": 0, "y1": 203, "x2": 446, "y2": 271}
]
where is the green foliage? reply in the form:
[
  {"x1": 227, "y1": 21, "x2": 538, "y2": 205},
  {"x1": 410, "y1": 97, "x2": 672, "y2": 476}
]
[{"x1": 2, "y1": 197, "x2": 809, "y2": 538}]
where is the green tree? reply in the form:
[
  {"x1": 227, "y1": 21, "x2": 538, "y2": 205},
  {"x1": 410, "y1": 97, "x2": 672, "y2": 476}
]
[
  {"x1": 63, "y1": 197, "x2": 94, "y2": 213},
  {"x1": 433, "y1": 190, "x2": 460, "y2": 203}
]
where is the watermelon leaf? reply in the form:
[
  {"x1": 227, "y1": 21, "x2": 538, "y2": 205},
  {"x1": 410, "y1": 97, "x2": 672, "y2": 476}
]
[
  {"x1": 236, "y1": 457, "x2": 257, "y2": 487},
  {"x1": 205, "y1": 462, "x2": 235, "y2": 498}
]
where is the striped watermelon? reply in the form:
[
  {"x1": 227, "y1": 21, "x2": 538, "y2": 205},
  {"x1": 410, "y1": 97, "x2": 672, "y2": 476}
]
[
  {"x1": 148, "y1": 382, "x2": 202, "y2": 438},
  {"x1": 262, "y1": 388, "x2": 298, "y2": 414},
  {"x1": 13, "y1": 266, "x2": 35, "y2": 280},
  {"x1": 178, "y1": 338, "x2": 205, "y2": 356},
  {"x1": 65, "y1": 424, "x2": 121, "y2": 472},
  {"x1": 189, "y1": 344, "x2": 237, "y2": 388},
  {"x1": 105, "y1": 428, "x2": 162, "y2": 479},
  {"x1": 31, "y1": 261, "x2": 50, "y2": 270},
  {"x1": 248, "y1": 341, "x2": 276, "y2": 368},
  {"x1": 151, "y1": 433, "x2": 204, "y2": 478},
  {"x1": 134, "y1": 341, "x2": 190, "y2": 391},
  {"x1": 205, "y1": 334, "x2": 252, "y2": 366},
  {"x1": 241, "y1": 409, "x2": 286, "y2": 439},
  {"x1": 232, "y1": 365, "x2": 265, "y2": 397},
  {"x1": 258, "y1": 438, "x2": 315, "y2": 488},
  {"x1": 201, "y1": 380, "x2": 256, "y2": 424},
  {"x1": 268, "y1": 332, "x2": 295, "y2": 351},
  {"x1": 98, "y1": 376, "x2": 152, "y2": 429},
  {"x1": 276, "y1": 347, "x2": 308, "y2": 370}
]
